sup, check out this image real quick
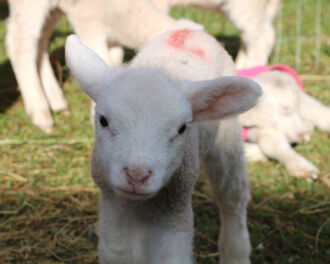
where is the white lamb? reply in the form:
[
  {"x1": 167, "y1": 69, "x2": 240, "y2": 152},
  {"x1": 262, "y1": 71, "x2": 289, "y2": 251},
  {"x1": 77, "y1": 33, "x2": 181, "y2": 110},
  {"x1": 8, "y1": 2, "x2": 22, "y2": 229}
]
[
  {"x1": 65, "y1": 29, "x2": 262, "y2": 264},
  {"x1": 6, "y1": 0, "x2": 277, "y2": 132},
  {"x1": 240, "y1": 69, "x2": 330, "y2": 181},
  {"x1": 6, "y1": 0, "x2": 202, "y2": 132}
]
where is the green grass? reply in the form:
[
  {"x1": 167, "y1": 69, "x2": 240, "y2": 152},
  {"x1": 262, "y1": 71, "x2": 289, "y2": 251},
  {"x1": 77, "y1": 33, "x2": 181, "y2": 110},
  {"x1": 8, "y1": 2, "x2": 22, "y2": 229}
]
[{"x1": 0, "y1": 0, "x2": 330, "y2": 263}]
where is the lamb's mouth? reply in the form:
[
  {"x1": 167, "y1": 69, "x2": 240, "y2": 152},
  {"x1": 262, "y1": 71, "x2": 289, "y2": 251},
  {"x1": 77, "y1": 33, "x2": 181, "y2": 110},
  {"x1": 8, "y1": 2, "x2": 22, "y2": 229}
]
[{"x1": 113, "y1": 187, "x2": 155, "y2": 200}]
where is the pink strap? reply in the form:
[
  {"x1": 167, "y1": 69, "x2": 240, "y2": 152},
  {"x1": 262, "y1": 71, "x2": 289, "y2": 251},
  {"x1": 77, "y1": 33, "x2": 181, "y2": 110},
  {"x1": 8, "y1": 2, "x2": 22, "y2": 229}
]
[
  {"x1": 242, "y1": 127, "x2": 249, "y2": 141},
  {"x1": 237, "y1": 64, "x2": 304, "y2": 90},
  {"x1": 236, "y1": 66, "x2": 270, "y2": 78}
]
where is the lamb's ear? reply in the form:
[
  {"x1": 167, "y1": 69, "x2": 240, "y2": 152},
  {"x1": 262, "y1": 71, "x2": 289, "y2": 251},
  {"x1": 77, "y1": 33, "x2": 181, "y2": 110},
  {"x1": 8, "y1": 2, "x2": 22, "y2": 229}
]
[
  {"x1": 65, "y1": 34, "x2": 120, "y2": 100},
  {"x1": 181, "y1": 76, "x2": 262, "y2": 121}
]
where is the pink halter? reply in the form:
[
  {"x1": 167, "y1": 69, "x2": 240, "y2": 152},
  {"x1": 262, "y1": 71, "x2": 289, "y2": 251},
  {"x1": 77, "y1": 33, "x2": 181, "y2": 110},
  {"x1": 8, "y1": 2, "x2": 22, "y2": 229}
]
[
  {"x1": 237, "y1": 64, "x2": 304, "y2": 141},
  {"x1": 237, "y1": 64, "x2": 304, "y2": 90}
]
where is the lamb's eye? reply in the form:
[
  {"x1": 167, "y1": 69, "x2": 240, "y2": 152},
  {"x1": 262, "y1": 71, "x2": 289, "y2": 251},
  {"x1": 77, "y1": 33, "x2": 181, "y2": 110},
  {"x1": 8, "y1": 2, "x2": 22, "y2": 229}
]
[
  {"x1": 100, "y1": 115, "x2": 108, "y2": 127},
  {"x1": 178, "y1": 124, "x2": 187, "y2": 134}
]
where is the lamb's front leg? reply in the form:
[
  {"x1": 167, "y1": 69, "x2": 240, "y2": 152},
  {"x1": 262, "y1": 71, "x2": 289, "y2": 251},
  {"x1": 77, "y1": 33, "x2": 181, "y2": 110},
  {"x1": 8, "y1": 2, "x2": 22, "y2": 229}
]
[
  {"x1": 223, "y1": 0, "x2": 276, "y2": 68},
  {"x1": 257, "y1": 128, "x2": 319, "y2": 181},
  {"x1": 203, "y1": 120, "x2": 251, "y2": 264},
  {"x1": 98, "y1": 224, "x2": 194, "y2": 264},
  {"x1": 244, "y1": 142, "x2": 268, "y2": 162},
  {"x1": 148, "y1": 226, "x2": 194, "y2": 264},
  {"x1": 6, "y1": 0, "x2": 54, "y2": 132},
  {"x1": 39, "y1": 10, "x2": 68, "y2": 113}
]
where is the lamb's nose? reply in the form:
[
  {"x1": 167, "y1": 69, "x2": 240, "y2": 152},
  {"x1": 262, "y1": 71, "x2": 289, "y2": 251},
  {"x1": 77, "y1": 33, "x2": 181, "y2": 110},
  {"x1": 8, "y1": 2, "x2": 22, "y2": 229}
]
[{"x1": 123, "y1": 166, "x2": 153, "y2": 186}]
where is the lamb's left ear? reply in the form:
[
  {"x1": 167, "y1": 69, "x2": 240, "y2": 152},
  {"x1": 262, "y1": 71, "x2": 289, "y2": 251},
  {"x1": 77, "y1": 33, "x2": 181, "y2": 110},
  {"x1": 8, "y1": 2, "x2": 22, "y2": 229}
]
[
  {"x1": 65, "y1": 34, "x2": 121, "y2": 100},
  {"x1": 181, "y1": 76, "x2": 262, "y2": 121}
]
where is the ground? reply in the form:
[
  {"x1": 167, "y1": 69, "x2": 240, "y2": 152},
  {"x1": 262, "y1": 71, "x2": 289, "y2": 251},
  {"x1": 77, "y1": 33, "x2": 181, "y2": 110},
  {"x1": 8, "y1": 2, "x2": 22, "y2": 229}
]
[{"x1": 0, "y1": 0, "x2": 329, "y2": 263}]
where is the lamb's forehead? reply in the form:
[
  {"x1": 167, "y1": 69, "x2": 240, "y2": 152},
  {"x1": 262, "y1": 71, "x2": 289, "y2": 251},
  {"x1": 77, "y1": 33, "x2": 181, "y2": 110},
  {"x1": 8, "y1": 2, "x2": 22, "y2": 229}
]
[
  {"x1": 254, "y1": 71, "x2": 299, "y2": 100},
  {"x1": 95, "y1": 68, "x2": 192, "y2": 120},
  {"x1": 255, "y1": 71, "x2": 300, "y2": 92}
]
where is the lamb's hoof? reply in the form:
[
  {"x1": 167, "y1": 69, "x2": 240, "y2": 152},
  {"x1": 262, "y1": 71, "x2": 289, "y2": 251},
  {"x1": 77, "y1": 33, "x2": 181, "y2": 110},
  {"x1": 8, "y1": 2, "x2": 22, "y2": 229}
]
[
  {"x1": 62, "y1": 109, "x2": 70, "y2": 116},
  {"x1": 287, "y1": 160, "x2": 319, "y2": 182},
  {"x1": 303, "y1": 170, "x2": 319, "y2": 182},
  {"x1": 31, "y1": 109, "x2": 54, "y2": 134},
  {"x1": 301, "y1": 133, "x2": 312, "y2": 143},
  {"x1": 50, "y1": 98, "x2": 69, "y2": 113},
  {"x1": 41, "y1": 126, "x2": 53, "y2": 134},
  {"x1": 294, "y1": 166, "x2": 318, "y2": 182}
]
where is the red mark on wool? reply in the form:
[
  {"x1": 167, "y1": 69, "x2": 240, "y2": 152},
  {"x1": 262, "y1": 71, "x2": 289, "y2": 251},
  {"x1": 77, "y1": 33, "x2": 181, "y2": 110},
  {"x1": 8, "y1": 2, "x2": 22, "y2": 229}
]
[
  {"x1": 167, "y1": 29, "x2": 206, "y2": 58},
  {"x1": 168, "y1": 29, "x2": 190, "y2": 48}
]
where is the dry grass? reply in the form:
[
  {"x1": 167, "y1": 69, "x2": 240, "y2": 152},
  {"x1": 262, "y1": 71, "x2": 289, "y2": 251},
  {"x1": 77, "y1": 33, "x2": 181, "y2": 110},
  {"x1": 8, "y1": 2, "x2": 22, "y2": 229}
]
[{"x1": 0, "y1": 186, "x2": 99, "y2": 263}]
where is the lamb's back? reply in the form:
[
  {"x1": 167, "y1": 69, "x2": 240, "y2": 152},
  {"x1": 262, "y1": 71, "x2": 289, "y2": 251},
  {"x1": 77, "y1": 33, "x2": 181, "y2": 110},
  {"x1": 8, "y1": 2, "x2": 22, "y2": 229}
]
[{"x1": 131, "y1": 29, "x2": 236, "y2": 81}]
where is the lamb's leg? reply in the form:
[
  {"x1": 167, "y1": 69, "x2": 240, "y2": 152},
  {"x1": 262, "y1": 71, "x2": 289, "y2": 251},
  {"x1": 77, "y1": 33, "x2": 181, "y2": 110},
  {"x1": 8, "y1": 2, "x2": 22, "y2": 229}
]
[
  {"x1": 38, "y1": 9, "x2": 68, "y2": 112},
  {"x1": 108, "y1": 45, "x2": 125, "y2": 67},
  {"x1": 148, "y1": 227, "x2": 194, "y2": 264},
  {"x1": 98, "y1": 221, "x2": 193, "y2": 264},
  {"x1": 203, "y1": 119, "x2": 251, "y2": 264},
  {"x1": 299, "y1": 91, "x2": 330, "y2": 133},
  {"x1": 244, "y1": 142, "x2": 268, "y2": 162},
  {"x1": 222, "y1": 0, "x2": 276, "y2": 68},
  {"x1": 6, "y1": 0, "x2": 53, "y2": 132},
  {"x1": 65, "y1": 0, "x2": 109, "y2": 64},
  {"x1": 257, "y1": 128, "x2": 319, "y2": 181},
  {"x1": 235, "y1": 18, "x2": 274, "y2": 69}
]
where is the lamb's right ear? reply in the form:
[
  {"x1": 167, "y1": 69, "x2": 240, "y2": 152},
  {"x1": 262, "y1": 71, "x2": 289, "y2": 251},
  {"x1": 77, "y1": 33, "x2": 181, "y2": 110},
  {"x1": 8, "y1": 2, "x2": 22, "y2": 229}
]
[{"x1": 65, "y1": 35, "x2": 119, "y2": 100}]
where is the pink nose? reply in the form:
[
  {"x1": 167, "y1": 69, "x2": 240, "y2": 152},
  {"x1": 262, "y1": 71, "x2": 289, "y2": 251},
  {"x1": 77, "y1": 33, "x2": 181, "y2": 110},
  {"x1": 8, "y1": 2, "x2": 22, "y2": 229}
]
[{"x1": 123, "y1": 166, "x2": 153, "y2": 187}]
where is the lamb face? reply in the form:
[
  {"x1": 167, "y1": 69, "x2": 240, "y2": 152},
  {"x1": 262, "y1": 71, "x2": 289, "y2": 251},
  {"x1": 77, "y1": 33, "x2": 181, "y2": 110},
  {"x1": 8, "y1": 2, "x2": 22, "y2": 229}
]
[
  {"x1": 66, "y1": 33, "x2": 262, "y2": 202},
  {"x1": 244, "y1": 71, "x2": 309, "y2": 143},
  {"x1": 93, "y1": 68, "x2": 192, "y2": 199}
]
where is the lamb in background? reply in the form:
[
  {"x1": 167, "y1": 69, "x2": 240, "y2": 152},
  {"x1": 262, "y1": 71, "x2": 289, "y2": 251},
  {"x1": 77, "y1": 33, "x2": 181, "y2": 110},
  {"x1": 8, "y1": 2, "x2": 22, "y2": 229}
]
[
  {"x1": 109, "y1": 0, "x2": 280, "y2": 68},
  {"x1": 65, "y1": 29, "x2": 261, "y2": 263},
  {"x1": 6, "y1": 0, "x2": 202, "y2": 132},
  {"x1": 239, "y1": 66, "x2": 330, "y2": 181},
  {"x1": 6, "y1": 0, "x2": 278, "y2": 132}
]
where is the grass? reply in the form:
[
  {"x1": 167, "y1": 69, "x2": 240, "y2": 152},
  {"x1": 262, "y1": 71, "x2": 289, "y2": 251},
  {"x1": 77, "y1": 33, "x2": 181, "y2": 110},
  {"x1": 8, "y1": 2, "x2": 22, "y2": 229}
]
[{"x1": 0, "y1": 0, "x2": 329, "y2": 263}]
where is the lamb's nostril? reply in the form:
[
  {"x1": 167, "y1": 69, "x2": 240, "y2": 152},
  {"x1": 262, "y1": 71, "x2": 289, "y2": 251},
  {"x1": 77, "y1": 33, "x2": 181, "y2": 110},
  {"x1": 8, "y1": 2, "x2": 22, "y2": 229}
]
[{"x1": 140, "y1": 174, "x2": 151, "y2": 184}]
